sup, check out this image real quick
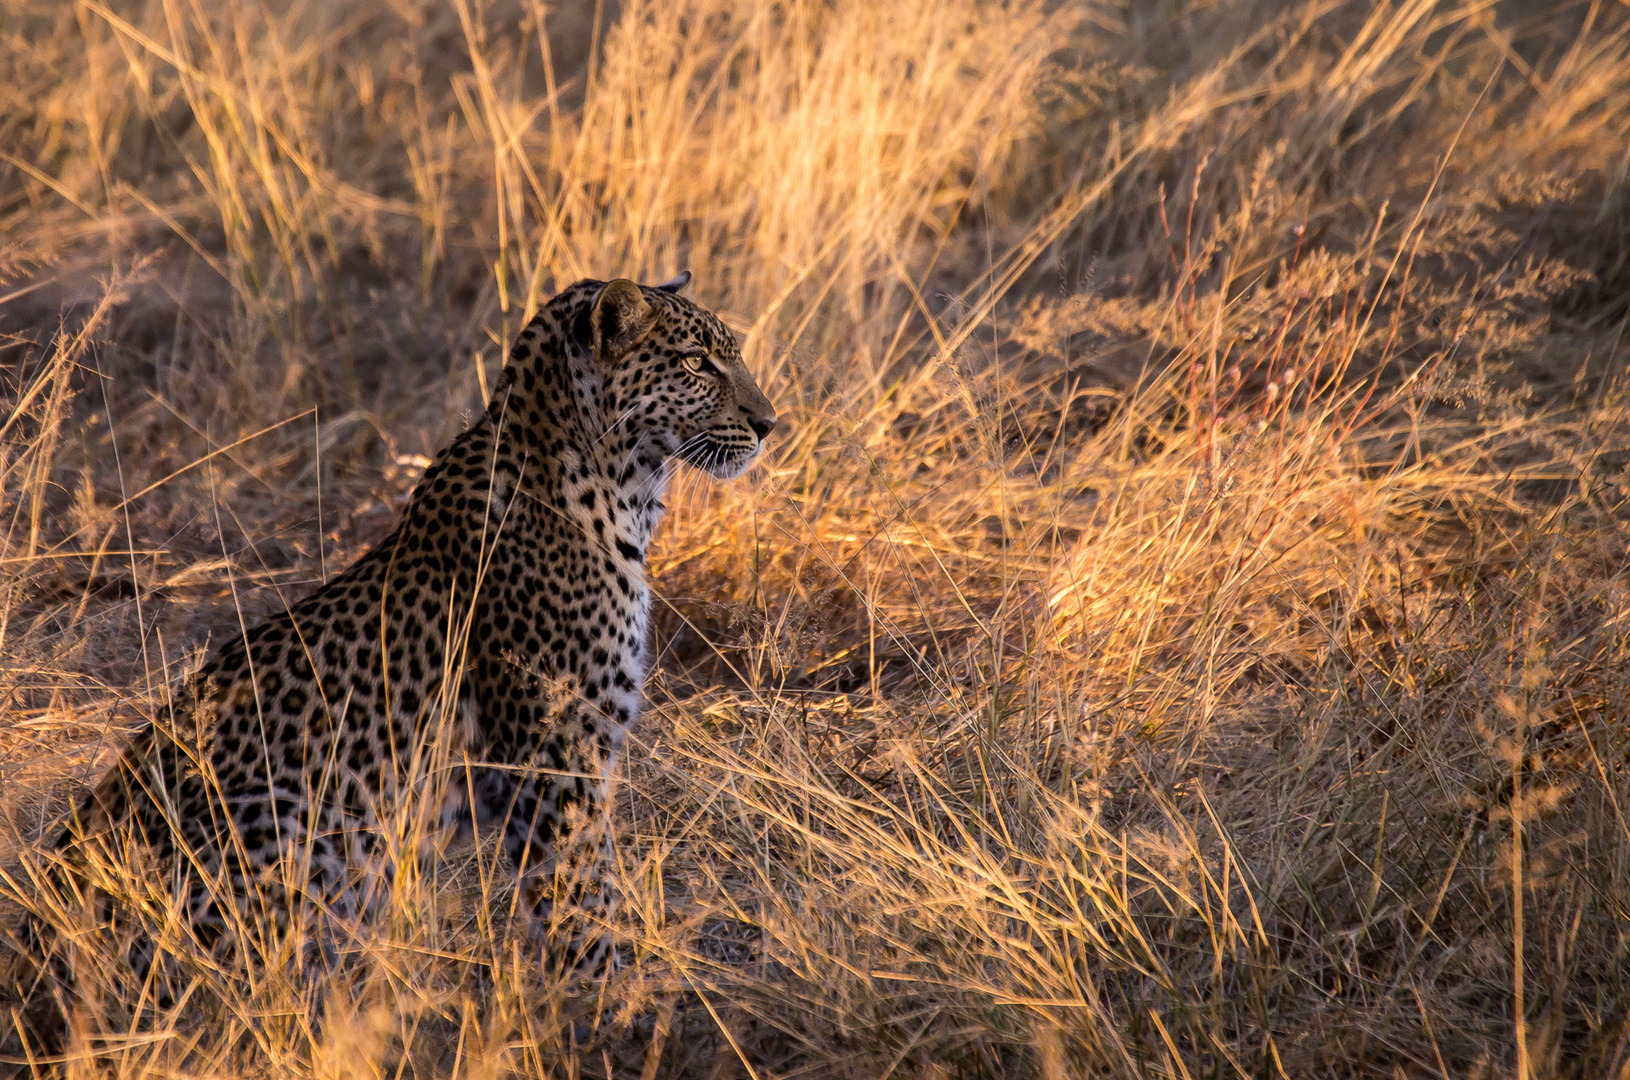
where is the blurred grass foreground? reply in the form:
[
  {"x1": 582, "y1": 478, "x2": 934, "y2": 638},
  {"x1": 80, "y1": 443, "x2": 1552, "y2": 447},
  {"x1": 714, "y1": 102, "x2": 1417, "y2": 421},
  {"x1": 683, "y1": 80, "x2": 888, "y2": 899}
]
[{"x1": 3, "y1": 0, "x2": 1630, "y2": 1076}]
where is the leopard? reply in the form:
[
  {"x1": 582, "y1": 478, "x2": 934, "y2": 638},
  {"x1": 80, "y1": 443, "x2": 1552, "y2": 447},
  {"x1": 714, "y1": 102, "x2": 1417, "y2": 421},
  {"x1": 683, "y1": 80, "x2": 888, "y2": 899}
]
[{"x1": 4, "y1": 272, "x2": 775, "y2": 1052}]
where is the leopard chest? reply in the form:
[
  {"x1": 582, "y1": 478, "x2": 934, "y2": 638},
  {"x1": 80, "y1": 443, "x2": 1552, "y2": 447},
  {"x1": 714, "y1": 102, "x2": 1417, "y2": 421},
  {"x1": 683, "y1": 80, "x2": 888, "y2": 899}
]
[{"x1": 473, "y1": 484, "x2": 652, "y2": 753}]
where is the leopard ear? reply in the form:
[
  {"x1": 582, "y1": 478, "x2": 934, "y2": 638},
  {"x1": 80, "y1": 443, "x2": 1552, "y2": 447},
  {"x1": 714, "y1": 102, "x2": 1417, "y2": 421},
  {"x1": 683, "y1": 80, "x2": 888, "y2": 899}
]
[
  {"x1": 654, "y1": 270, "x2": 691, "y2": 294},
  {"x1": 591, "y1": 279, "x2": 658, "y2": 362}
]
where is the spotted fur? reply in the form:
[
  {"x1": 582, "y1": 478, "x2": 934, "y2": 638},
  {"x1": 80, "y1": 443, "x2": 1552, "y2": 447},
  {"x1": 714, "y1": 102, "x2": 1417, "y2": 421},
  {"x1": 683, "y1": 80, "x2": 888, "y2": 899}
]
[{"x1": 18, "y1": 275, "x2": 775, "y2": 1012}]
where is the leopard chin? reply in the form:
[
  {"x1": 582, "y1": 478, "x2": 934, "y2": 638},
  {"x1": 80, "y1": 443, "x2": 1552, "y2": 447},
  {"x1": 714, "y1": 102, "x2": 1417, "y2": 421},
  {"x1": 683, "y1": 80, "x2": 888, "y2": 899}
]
[
  {"x1": 711, "y1": 453, "x2": 761, "y2": 480},
  {"x1": 682, "y1": 436, "x2": 763, "y2": 479}
]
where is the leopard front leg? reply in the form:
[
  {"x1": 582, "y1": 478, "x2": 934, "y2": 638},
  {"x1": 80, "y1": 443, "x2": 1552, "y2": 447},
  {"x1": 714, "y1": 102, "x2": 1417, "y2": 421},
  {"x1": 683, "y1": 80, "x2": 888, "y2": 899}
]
[
  {"x1": 463, "y1": 559, "x2": 643, "y2": 975},
  {"x1": 468, "y1": 716, "x2": 620, "y2": 973}
]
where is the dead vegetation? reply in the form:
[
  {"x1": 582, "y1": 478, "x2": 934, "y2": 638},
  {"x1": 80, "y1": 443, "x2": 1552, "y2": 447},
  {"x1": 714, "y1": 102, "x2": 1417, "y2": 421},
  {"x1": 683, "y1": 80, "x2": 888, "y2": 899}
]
[{"x1": 2, "y1": 0, "x2": 1629, "y2": 1076}]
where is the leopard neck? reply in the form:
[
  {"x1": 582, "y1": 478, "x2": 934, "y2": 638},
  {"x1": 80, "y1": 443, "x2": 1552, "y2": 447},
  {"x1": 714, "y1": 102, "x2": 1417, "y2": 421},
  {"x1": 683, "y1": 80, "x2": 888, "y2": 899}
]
[{"x1": 486, "y1": 307, "x2": 670, "y2": 560}]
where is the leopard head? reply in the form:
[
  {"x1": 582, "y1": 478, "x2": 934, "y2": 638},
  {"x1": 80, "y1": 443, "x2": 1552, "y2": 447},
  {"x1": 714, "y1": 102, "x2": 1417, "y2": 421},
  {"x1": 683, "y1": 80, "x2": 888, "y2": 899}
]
[{"x1": 584, "y1": 273, "x2": 777, "y2": 480}]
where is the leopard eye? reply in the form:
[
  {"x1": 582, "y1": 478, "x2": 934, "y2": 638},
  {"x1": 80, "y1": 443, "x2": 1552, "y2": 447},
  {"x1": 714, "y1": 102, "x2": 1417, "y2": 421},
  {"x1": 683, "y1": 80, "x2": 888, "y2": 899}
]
[{"x1": 681, "y1": 352, "x2": 721, "y2": 377}]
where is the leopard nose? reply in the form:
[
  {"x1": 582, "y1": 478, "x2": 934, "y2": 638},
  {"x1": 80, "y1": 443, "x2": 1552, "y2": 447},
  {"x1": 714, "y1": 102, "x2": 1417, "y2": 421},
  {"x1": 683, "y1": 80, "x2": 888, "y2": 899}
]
[{"x1": 749, "y1": 414, "x2": 777, "y2": 441}]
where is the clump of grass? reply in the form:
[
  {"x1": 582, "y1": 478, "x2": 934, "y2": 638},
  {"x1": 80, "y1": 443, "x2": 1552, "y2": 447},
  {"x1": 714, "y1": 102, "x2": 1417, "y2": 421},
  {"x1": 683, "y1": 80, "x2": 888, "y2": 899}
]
[{"x1": 3, "y1": 0, "x2": 1630, "y2": 1076}]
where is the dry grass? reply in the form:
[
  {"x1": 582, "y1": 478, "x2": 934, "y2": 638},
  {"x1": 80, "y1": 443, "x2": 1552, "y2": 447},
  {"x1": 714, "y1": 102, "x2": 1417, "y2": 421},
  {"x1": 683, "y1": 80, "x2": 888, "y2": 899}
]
[{"x1": 3, "y1": 0, "x2": 1630, "y2": 1075}]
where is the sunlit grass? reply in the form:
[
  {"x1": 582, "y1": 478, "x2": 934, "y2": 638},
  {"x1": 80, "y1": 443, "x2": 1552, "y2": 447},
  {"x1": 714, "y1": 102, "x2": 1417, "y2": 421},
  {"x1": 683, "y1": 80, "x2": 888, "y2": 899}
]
[{"x1": 3, "y1": 0, "x2": 1630, "y2": 1076}]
